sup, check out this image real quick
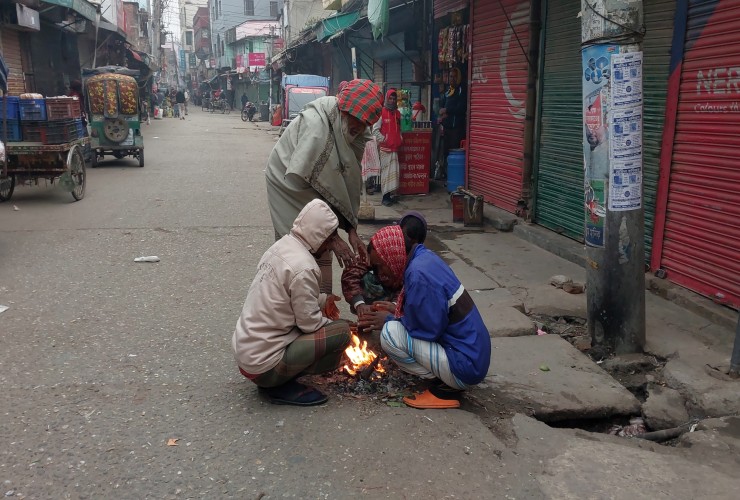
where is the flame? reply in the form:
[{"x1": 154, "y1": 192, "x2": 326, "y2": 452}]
[{"x1": 342, "y1": 334, "x2": 384, "y2": 376}]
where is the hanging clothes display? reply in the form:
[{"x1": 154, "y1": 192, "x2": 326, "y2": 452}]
[{"x1": 438, "y1": 24, "x2": 470, "y2": 66}]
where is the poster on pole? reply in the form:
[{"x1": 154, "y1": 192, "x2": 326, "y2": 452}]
[
  {"x1": 582, "y1": 44, "x2": 617, "y2": 247},
  {"x1": 608, "y1": 50, "x2": 643, "y2": 211},
  {"x1": 608, "y1": 157, "x2": 642, "y2": 211},
  {"x1": 611, "y1": 52, "x2": 643, "y2": 108}
]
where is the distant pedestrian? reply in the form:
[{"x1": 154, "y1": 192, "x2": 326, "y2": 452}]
[
  {"x1": 374, "y1": 88, "x2": 402, "y2": 206},
  {"x1": 175, "y1": 89, "x2": 186, "y2": 120},
  {"x1": 241, "y1": 93, "x2": 248, "y2": 109},
  {"x1": 184, "y1": 90, "x2": 189, "y2": 115}
]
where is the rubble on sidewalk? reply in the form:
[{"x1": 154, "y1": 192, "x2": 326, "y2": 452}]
[{"x1": 642, "y1": 384, "x2": 690, "y2": 430}]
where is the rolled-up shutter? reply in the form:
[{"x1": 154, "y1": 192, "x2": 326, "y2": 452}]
[
  {"x1": 435, "y1": 0, "x2": 469, "y2": 18},
  {"x1": 385, "y1": 58, "x2": 402, "y2": 85}
]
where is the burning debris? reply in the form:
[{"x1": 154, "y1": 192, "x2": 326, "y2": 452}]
[
  {"x1": 302, "y1": 330, "x2": 422, "y2": 400},
  {"x1": 342, "y1": 333, "x2": 386, "y2": 380}
]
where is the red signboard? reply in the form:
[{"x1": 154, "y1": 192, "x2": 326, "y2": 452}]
[
  {"x1": 397, "y1": 130, "x2": 432, "y2": 195},
  {"x1": 248, "y1": 53, "x2": 266, "y2": 66}
]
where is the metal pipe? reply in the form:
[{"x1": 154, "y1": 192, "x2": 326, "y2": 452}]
[{"x1": 730, "y1": 313, "x2": 740, "y2": 378}]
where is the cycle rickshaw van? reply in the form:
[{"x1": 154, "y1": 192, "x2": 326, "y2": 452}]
[{"x1": 83, "y1": 66, "x2": 144, "y2": 168}]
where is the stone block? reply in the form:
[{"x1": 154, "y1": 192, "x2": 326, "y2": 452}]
[
  {"x1": 484, "y1": 335, "x2": 641, "y2": 422},
  {"x1": 641, "y1": 384, "x2": 690, "y2": 430}
]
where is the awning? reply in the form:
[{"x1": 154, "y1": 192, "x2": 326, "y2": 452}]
[
  {"x1": 43, "y1": 0, "x2": 98, "y2": 23},
  {"x1": 98, "y1": 19, "x2": 127, "y2": 39},
  {"x1": 316, "y1": 11, "x2": 360, "y2": 42}
]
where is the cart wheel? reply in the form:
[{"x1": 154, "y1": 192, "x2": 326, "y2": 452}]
[
  {"x1": 91, "y1": 152, "x2": 98, "y2": 168},
  {"x1": 138, "y1": 149, "x2": 145, "y2": 168},
  {"x1": 0, "y1": 175, "x2": 15, "y2": 202},
  {"x1": 241, "y1": 109, "x2": 248, "y2": 122},
  {"x1": 67, "y1": 145, "x2": 86, "y2": 201}
]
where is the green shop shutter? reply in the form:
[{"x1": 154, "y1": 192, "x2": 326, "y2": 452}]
[
  {"x1": 534, "y1": 0, "x2": 583, "y2": 240},
  {"x1": 641, "y1": 0, "x2": 676, "y2": 259},
  {"x1": 534, "y1": 0, "x2": 675, "y2": 259},
  {"x1": 385, "y1": 58, "x2": 402, "y2": 85}
]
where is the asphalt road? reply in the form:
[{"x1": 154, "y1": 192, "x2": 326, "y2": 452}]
[{"x1": 0, "y1": 110, "x2": 531, "y2": 499}]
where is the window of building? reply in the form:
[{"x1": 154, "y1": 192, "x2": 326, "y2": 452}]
[
  {"x1": 218, "y1": 1, "x2": 222, "y2": 17},
  {"x1": 270, "y1": 1, "x2": 278, "y2": 17},
  {"x1": 185, "y1": 31, "x2": 193, "y2": 46},
  {"x1": 244, "y1": 0, "x2": 254, "y2": 16}
]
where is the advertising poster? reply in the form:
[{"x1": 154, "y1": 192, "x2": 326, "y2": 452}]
[
  {"x1": 611, "y1": 52, "x2": 643, "y2": 108},
  {"x1": 585, "y1": 179, "x2": 606, "y2": 247},
  {"x1": 608, "y1": 51, "x2": 643, "y2": 211},
  {"x1": 582, "y1": 44, "x2": 618, "y2": 247}
]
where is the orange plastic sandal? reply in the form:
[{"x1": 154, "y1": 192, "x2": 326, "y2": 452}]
[{"x1": 403, "y1": 389, "x2": 461, "y2": 409}]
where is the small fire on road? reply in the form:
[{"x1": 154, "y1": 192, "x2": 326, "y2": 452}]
[{"x1": 342, "y1": 333, "x2": 385, "y2": 379}]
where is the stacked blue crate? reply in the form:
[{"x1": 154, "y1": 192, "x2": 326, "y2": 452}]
[{"x1": 1, "y1": 96, "x2": 22, "y2": 141}]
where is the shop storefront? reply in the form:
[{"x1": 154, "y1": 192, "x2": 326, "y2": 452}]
[
  {"x1": 466, "y1": 0, "x2": 535, "y2": 213},
  {"x1": 533, "y1": 0, "x2": 676, "y2": 262},
  {"x1": 651, "y1": 0, "x2": 740, "y2": 309}
]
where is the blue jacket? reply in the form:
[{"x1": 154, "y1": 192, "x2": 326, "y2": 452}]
[{"x1": 397, "y1": 245, "x2": 491, "y2": 385}]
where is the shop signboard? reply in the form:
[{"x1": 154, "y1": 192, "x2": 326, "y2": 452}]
[
  {"x1": 397, "y1": 131, "x2": 432, "y2": 195},
  {"x1": 248, "y1": 53, "x2": 266, "y2": 66}
]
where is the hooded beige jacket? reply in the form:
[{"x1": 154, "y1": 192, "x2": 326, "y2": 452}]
[{"x1": 232, "y1": 199, "x2": 339, "y2": 375}]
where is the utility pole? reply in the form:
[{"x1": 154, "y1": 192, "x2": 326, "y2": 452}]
[{"x1": 581, "y1": 0, "x2": 645, "y2": 354}]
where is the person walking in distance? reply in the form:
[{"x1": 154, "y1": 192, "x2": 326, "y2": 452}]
[{"x1": 175, "y1": 89, "x2": 186, "y2": 120}]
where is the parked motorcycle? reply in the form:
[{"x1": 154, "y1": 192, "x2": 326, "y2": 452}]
[{"x1": 241, "y1": 101, "x2": 257, "y2": 122}]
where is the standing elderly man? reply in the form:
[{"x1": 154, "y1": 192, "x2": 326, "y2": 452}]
[{"x1": 265, "y1": 79, "x2": 384, "y2": 293}]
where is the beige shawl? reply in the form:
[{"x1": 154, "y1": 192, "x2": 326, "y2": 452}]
[{"x1": 265, "y1": 97, "x2": 369, "y2": 237}]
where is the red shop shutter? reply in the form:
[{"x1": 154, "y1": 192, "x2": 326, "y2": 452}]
[
  {"x1": 1, "y1": 29, "x2": 26, "y2": 95},
  {"x1": 467, "y1": 0, "x2": 531, "y2": 213},
  {"x1": 435, "y1": 0, "x2": 469, "y2": 19},
  {"x1": 655, "y1": 0, "x2": 740, "y2": 308}
]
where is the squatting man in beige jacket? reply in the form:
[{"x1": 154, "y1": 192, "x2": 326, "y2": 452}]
[{"x1": 232, "y1": 199, "x2": 351, "y2": 406}]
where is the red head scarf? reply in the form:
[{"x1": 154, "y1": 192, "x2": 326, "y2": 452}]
[{"x1": 370, "y1": 225, "x2": 407, "y2": 284}]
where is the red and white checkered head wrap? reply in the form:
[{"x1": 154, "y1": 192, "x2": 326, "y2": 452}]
[{"x1": 370, "y1": 225, "x2": 407, "y2": 284}]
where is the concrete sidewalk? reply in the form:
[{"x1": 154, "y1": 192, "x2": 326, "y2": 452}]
[{"x1": 357, "y1": 181, "x2": 739, "y2": 427}]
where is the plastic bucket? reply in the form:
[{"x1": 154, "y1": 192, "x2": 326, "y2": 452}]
[
  {"x1": 451, "y1": 192, "x2": 465, "y2": 222},
  {"x1": 447, "y1": 148, "x2": 465, "y2": 193}
]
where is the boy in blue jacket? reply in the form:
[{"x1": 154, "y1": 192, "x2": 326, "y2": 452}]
[{"x1": 359, "y1": 225, "x2": 491, "y2": 409}]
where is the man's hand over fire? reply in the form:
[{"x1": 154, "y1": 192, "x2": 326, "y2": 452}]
[
  {"x1": 372, "y1": 301, "x2": 395, "y2": 313},
  {"x1": 322, "y1": 295, "x2": 341, "y2": 320},
  {"x1": 358, "y1": 310, "x2": 389, "y2": 333}
]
